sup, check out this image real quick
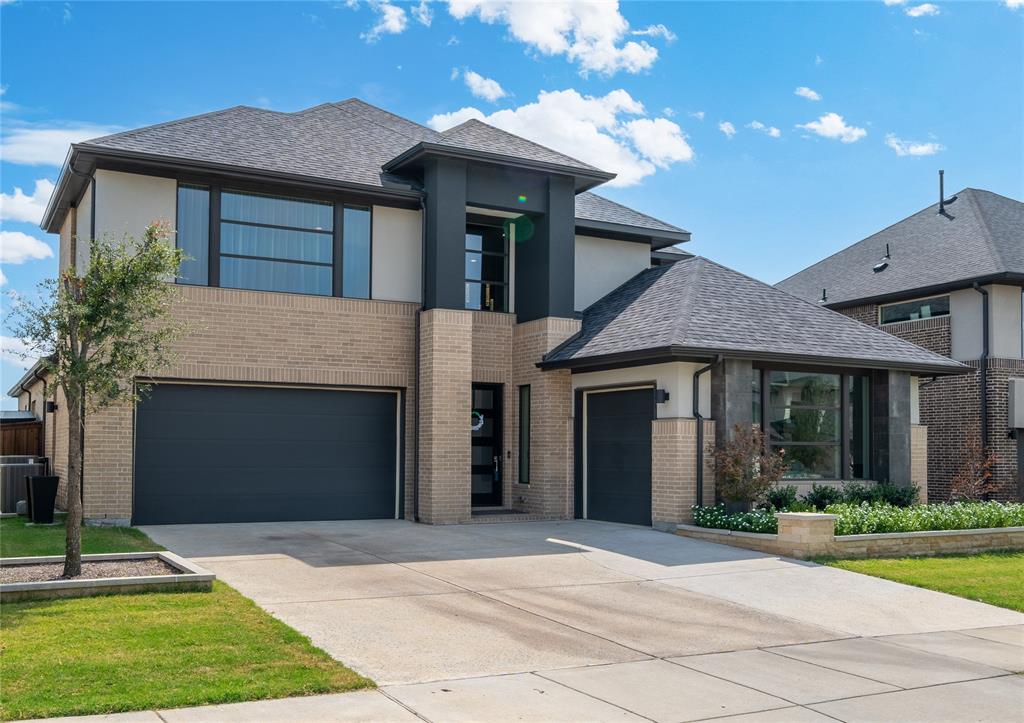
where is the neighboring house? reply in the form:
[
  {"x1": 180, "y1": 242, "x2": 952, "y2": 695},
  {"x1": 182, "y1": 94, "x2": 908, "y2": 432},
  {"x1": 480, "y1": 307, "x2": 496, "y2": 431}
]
[
  {"x1": 778, "y1": 185, "x2": 1024, "y2": 502},
  {"x1": 8, "y1": 99, "x2": 965, "y2": 528}
]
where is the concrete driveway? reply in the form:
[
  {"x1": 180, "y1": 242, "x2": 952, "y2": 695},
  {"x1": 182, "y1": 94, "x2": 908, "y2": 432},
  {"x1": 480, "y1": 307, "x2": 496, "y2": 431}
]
[{"x1": 139, "y1": 519, "x2": 1024, "y2": 722}]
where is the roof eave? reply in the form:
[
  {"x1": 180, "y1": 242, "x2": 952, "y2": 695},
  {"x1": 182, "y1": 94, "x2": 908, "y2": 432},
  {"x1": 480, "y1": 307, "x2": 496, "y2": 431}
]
[
  {"x1": 539, "y1": 345, "x2": 969, "y2": 376},
  {"x1": 6, "y1": 358, "x2": 52, "y2": 398},
  {"x1": 825, "y1": 272, "x2": 1024, "y2": 309},
  {"x1": 383, "y1": 142, "x2": 616, "y2": 192},
  {"x1": 574, "y1": 218, "x2": 690, "y2": 247}
]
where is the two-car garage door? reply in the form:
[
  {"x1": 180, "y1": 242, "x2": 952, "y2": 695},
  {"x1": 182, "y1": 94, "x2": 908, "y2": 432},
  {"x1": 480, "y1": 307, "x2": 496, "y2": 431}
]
[{"x1": 133, "y1": 384, "x2": 400, "y2": 525}]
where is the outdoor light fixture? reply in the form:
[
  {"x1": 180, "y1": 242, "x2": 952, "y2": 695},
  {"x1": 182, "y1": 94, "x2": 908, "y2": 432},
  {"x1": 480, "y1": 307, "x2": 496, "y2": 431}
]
[
  {"x1": 654, "y1": 389, "x2": 670, "y2": 404},
  {"x1": 45, "y1": 401, "x2": 57, "y2": 413}
]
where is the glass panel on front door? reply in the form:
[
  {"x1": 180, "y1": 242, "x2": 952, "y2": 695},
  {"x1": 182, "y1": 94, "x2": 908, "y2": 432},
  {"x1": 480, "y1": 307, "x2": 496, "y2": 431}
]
[{"x1": 471, "y1": 383, "x2": 503, "y2": 507}]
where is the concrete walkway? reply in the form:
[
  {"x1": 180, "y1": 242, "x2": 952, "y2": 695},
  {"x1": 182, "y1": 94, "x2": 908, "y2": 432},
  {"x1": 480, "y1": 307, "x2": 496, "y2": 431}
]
[{"x1": 46, "y1": 520, "x2": 1024, "y2": 722}]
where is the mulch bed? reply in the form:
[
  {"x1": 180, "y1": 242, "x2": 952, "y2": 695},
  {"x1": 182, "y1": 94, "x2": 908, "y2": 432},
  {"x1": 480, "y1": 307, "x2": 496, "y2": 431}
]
[{"x1": 0, "y1": 558, "x2": 175, "y2": 584}]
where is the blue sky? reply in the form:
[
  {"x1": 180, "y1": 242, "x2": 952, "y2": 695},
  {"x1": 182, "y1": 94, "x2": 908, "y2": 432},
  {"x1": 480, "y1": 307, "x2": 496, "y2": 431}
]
[{"x1": 1, "y1": 0, "x2": 1022, "y2": 406}]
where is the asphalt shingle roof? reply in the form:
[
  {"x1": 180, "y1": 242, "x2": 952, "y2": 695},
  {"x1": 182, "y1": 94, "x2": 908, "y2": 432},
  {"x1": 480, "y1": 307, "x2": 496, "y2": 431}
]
[
  {"x1": 77, "y1": 99, "x2": 681, "y2": 239},
  {"x1": 575, "y1": 192, "x2": 688, "y2": 235},
  {"x1": 545, "y1": 256, "x2": 966, "y2": 374},
  {"x1": 777, "y1": 189, "x2": 1024, "y2": 306}
]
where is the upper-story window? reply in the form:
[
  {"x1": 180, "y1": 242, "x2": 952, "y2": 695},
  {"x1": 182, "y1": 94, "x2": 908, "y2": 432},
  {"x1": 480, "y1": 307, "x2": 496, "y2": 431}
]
[
  {"x1": 880, "y1": 295, "x2": 949, "y2": 324},
  {"x1": 175, "y1": 184, "x2": 371, "y2": 299},
  {"x1": 465, "y1": 224, "x2": 507, "y2": 312},
  {"x1": 220, "y1": 190, "x2": 334, "y2": 296}
]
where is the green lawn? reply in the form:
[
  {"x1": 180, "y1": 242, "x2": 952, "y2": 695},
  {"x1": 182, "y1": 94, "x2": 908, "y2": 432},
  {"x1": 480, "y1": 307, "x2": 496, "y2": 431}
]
[
  {"x1": 825, "y1": 550, "x2": 1024, "y2": 612},
  {"x1": 1, "y1": 514, "x2": 161, "y2": 558},
  {"x1": 0, "y1": 518, "x2": 372, "y2": 721}
]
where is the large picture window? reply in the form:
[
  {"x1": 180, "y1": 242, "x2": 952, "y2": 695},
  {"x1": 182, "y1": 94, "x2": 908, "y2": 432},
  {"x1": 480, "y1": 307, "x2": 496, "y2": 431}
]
[
  {"x1": 174, "y1": 183, "x2": 372, "y2": 298},
  {"x1": 465, "y1": 224, "x2": 508, "y2": 312},
  {"x1": 767, "y1": 371, "x2": 841, "y2": 479}
]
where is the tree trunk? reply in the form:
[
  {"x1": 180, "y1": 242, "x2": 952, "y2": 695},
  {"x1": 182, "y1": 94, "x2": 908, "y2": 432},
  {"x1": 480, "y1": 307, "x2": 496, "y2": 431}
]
[{"x1": 63, "y1": 392, "x2": 83, "y2": 578}]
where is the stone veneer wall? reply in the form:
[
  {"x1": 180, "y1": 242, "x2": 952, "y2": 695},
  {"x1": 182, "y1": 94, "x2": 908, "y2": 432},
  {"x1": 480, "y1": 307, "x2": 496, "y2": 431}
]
[
  {"x1": 651, "y1": 418, "x2": 715, "y2": 528},
  {"x1": 839, "y1": 303, "x2": 1020, "y2": 502}
]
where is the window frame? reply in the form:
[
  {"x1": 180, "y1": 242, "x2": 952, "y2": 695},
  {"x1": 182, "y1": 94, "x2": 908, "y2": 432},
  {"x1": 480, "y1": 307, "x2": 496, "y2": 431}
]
[
  {"x1": 518, "y1": 384, "x2": 531, "y2": 484},
  {"x1": 753, "y1": 364, "x2": 873, "y2": 481},
  {"x1": 464, "y1": 222, "x2": 509, "y2": 313},
  {"x1": 878, "y1": 294, "x2": 950, "y2": 325},
  {"x1": 174, "y1": 181, "x2": 373, "y2": 299}
]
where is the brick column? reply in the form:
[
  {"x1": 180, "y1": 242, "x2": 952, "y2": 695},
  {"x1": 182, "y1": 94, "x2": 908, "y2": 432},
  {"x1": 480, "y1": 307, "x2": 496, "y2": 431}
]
[
  {"x1": 652, "y1": 418, "x2": 715, "y2": 528},
  {"x1": 775, "y1": 512, "x2": 836, "y2": 558},
  {"x1": 512, "y1": 317, "x2": 580, "y2": 516},
  {"x1": 418, "y1": 308, "x2": 473, "y2": 523},
  {"x1": 911, "y1": 424, "x2": 929, "y2": 504}
]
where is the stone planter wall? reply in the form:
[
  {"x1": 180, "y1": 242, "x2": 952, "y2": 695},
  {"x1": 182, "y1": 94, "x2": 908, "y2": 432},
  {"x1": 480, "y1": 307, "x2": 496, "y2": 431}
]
[{"x1": 677, "y1": 512, "x2": 1024, "y2": 560}]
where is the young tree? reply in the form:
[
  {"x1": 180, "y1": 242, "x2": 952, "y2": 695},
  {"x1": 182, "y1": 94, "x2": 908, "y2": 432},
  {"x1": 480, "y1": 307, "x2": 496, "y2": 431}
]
[
  {"x1": 11, "y1": 223, "x2": 184, "y2": 577},
  {"x1": 711, "y1": 424, "x2": 790, "y2": 507},
  {"x1": 949, "y1": 437, "x2": 998, "y2": 501}
]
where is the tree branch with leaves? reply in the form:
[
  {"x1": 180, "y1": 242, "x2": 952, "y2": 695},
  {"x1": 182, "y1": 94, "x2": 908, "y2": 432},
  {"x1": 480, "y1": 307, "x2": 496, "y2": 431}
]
[{"x1": 10, "y1": 222, "x2": 184, "y2": 577}]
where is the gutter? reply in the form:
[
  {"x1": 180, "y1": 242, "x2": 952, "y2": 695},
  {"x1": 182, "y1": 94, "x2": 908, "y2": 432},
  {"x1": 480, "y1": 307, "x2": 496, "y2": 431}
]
[
  {"x1": 693, "y1": 356, "x2": 721, "y2": 509},
  {"x1": 973, "y1": 282, "x2": 990, "y2": 450},
  {"x1": 818, "y1": 272, "x2": 1024, "y2": 312}
]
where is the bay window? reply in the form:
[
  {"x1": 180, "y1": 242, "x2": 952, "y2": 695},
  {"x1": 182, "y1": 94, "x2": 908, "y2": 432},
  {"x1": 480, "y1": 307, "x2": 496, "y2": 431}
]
[{"x1": 175, "y1": 183, "x2": 372, "y2": 298}]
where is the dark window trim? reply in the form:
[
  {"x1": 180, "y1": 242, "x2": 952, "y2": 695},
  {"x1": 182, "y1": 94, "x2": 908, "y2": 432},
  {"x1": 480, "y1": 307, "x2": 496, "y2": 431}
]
[
  {"x1": 219, "y1": 252, "x2": 333, "y2": 268},
  {"x1": 518, "y1": 384, "x2": 531, "y2": 484},
  {"x1": 175, "y1": 181, "x2": 373, "y2": 300},
  {"x1": 879, "y1": 294, "x2": 951, "y2": 326},
  {"x1": 465, "y1": 223, "x2": 509, "y2": 313}
]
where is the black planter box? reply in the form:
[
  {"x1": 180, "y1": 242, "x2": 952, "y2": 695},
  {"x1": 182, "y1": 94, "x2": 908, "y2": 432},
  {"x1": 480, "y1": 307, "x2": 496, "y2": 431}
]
[{"x1": 27, "y1": 476, "x2": 59, "y2": 524}]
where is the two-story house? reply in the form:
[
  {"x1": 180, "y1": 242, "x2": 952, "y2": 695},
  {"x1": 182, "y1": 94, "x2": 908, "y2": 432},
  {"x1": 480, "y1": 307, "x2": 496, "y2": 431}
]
[
  {"x1": 9, "y1": 99, "x2": 965, "y2": 528},
  {"x1": 778, "y1": 182, "x2": 1023, "y2": 502}
]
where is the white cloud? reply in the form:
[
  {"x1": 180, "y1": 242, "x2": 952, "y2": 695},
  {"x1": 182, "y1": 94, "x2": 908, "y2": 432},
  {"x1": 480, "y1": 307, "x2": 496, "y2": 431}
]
[
  {"x1": 885, "y1": 133, "x2": 944, "y2": 156},
  {"x1": 815, "y1": 54, "x2": 824, "y2": 65},
  {"x1": 463, "y1": 69, "x2": 508, "y2": 102},
  {"x1": 426, "y1": 88, "x2": 693, "y2": 187},
  {"x1": 747, "y1": 121, "x2": 781, "y2": 138},
  {"x1": 446, "y1": 0, "x2": 660, "y2": 76},
  {"x1": 1, "y1": 123, "x2": 119, "y2": 166},
  {"x1": 0, "y1": 267, "x2": 7, "y2": 287},
  {"x1": 0, "y1": 179, "x2": 55, "y2": 224},
  {"x1": 361, "y1": 0, "x2": 407, "y2": 41},
  {"x1": 796, "y1": 112, "x2": 867, "y2": 143},
  {"x1": 0, "y1": 230, "x2": 54, "y2": 264},
  {"x1": 883, "y1": 0, "x2": 906, "y2": 5},
  {"x1": 905, "y1": 3, "x2": 939, "y2": 16},
  {"x1": 662, "y1": 107, "x2": 675, "y2": 118},
  {"x1": 632, "y1": 23, "x2": 676, "y2": 42},
  {"x1": 1007, "y1": 0, "x2": 1023, "y2": 8},
  {"x1": 412, "y1": 0, "x2": 432, "y2": 25},
  {"x1": 0, "y1": 335, "x2": 36, "y2": 370},
  {"x1": 718, "y1": 121, "x2": 736, "y2": 138},
  {"x1": 688, "y1": 110, "x2": 705, "y2": 121},
  {"x1": 794, "y1": 86, "x2": 822, "y2": 101},
  {"x1": 0, "y1": 85, "x2": 17, "y2": 113}
]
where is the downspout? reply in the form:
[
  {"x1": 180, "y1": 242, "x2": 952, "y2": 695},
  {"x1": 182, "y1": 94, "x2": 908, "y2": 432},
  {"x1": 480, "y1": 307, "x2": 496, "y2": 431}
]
[
  {"x1": 693, "y1": 356, "x2": 721, "y2": 508},
  {"x1": 973, "y1": 283, "x2": 990, "y2": 451},
  {"x1": 412, "y1": 194, "x2": 427, "y2": 523}
]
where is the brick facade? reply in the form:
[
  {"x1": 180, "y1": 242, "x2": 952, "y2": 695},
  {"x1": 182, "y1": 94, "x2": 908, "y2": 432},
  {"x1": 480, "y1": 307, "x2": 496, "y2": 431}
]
[
  {"x1": 839, "y1": 303, "x2": 1021, "y2": 501},
  {"x1": 651, "y1": 418, "x2": 715, "y2": 528}
]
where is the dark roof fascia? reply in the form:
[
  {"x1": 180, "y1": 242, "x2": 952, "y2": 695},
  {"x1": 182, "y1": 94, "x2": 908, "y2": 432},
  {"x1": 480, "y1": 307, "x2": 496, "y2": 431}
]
[
  {"x1": 43, "y1": 145, "x2": 426, "y2": 232},
  {"x1": 575, "y1": 218, "x2": 691, "y2": 247},
  {"x1": 6, "y1": 358, "x2": 52, "y2": 398},
  {"x1": 539, "y1": 344, "x2": 969, "y2": 377},
  {"x1": 383, "y1": 142, "x2": 615, "y2": 192},
  {"x1": 826, "y1": 272, "x2": 1024, "y2": 310}
]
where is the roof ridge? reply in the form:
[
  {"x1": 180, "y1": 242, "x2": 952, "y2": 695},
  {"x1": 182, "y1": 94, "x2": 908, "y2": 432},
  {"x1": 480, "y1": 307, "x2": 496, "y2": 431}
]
[
  {"x1": 331, "y1": 98, "x2": 440, "y2": 138},
  {"x1": 83, "y1": 105, "x2": 252, "y2": 146},
  {"x1": 441, "y1": 117, "x2": 601, "y2": 172},
  {"x1": 669, "y1": 257, "x2": 703, "y2": 345}
]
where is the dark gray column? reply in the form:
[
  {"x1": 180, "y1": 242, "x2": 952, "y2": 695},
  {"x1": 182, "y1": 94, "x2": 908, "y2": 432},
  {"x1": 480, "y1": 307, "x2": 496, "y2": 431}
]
[
  {"x1": 871, "y1": 369, "x2": 912, "y2": 485},
  {"x1": 711, "y1": 358, "x2": 753, "y2": 447},
  {"x1": 516, "y1": 175, "x2": 575, "y2": 322},
  {"x1": 423, "y1": 158, "x2": 467, "y2": 310}
]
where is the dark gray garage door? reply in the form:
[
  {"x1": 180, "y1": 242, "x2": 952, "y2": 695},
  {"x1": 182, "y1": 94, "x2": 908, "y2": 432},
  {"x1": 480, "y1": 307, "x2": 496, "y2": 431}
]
[
  {"x1": 134, "y1": 384, "x2": 399, "y2": 525},
  {"x1": 585, "y1": 388, "x2": 653, "y2": 526}
]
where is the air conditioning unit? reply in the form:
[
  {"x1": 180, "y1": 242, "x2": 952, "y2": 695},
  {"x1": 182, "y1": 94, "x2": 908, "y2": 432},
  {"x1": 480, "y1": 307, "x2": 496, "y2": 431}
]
[{"x1": 1010, "y1": 378, "x2": 1024, "y2": 429}]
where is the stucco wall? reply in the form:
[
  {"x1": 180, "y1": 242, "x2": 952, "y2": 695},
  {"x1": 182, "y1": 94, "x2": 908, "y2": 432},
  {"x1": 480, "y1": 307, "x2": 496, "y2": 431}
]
[
  {"x1": 571, "y1": 362, "x2": 712, "y2": 419},
  {"x1": 573, "y1": 234, "x2": 650, "y2": 312},
  {"x1": 372, "y1": 206, "x2": 422, "y2": 303},
  {"x1": 93, "y1": 169, "x2": 176, "y2": 242}
]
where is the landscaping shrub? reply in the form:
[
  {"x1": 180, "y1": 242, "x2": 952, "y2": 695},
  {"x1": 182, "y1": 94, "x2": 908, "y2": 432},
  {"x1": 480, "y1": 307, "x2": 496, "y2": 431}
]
[
  {"x1": 692, "y1": 505, "x2": 778, "y2": 534},
  {"x1": 762, "y1": 484, "x2": 798, "y2": 511},
  {"x1": 873, "y1": 481, "x2": 918, "y2": 507},
  {"x1": 801, "y1": 483, "x2": 843, "y2": 510},
  {"x1": 827, "y1": 501, "x2": 1024, "y2": 536},
  {"x1": 711, "y1": 425, "x2": 789, "y2": 505},
  {"x1": 839, "y1": 482, "x2": 875, "y2": 505}
]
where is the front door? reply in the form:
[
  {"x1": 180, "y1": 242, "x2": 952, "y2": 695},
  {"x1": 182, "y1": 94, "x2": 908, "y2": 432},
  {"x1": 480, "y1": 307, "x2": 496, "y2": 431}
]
[{"x1": 471, "y1": 383, "x2": 503, "y2": 507}]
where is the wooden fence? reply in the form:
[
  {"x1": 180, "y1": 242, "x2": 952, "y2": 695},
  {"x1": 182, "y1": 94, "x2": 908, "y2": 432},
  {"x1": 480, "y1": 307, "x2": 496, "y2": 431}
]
[{"x1": 1, "y1": 421, "x2": 43, "y2": 457}]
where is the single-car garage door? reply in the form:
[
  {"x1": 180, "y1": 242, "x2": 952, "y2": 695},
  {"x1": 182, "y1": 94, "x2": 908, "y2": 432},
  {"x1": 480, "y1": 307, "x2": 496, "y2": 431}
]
[
  {"x1": 584, "y1": 387, "x2": 653, "y2": 526},
  {"x1": 134, "y1": 384, "x2": 400, "y2": 525}
]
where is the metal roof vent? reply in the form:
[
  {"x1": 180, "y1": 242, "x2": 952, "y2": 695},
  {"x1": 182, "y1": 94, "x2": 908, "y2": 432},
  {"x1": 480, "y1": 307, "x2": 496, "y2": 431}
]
[
  {"x1": 873, "y1": 243, "x2": 891, "y2": 273},
  {"x1": 819, "y1": 288, "x2": 828, "y2": 304}
]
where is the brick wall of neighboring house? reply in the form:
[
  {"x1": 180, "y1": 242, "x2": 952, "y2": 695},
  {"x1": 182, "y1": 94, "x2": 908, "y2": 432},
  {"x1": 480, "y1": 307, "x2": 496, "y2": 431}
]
[
  {"x1": 651, "y1": 418, "x2": 715, "y2": 528},
  {"x1": 838, "y1": 304, "x2": 1021, "y2": 501}
]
